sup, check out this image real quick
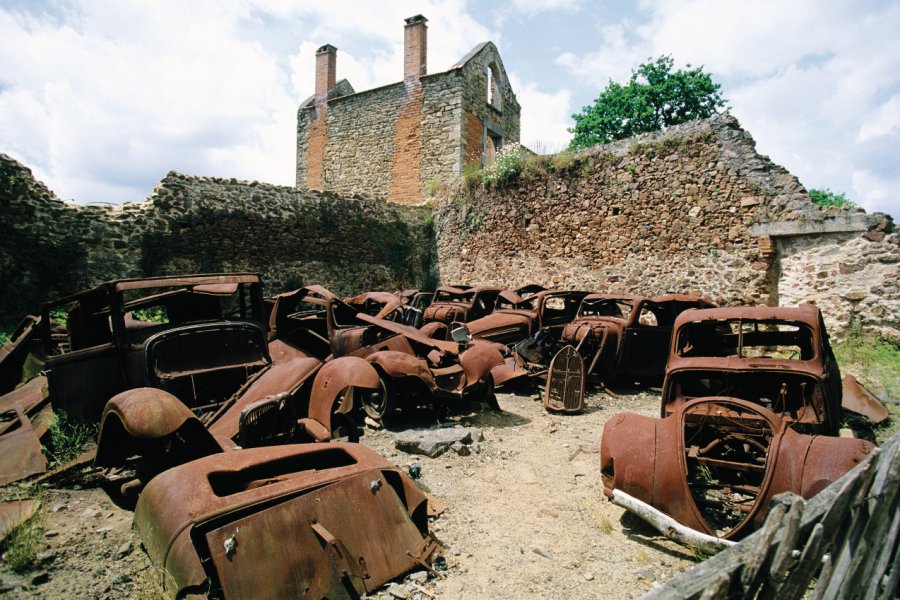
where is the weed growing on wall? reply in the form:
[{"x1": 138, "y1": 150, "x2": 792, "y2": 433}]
[
  {"x1": 809, "y1": 188, "x2": 858, "y2": 210},
  {"x1": 482, "y1": 142, "x2": 529, "y2": 188}
]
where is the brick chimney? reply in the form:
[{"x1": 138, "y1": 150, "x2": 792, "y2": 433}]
[
  {"x1": 315, "y1": 44, "x2": 337, "y2": 102},
  {"x1": 403, "y1": 15, "x2": 427, "y2": 81}
]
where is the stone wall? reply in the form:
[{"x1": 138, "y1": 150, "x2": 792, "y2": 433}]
[
  {"x1": 458, "y1": 43, "x2": 520, "y2": 167},
  {"x1": 296, "y1": 74, "x2": 462, "y2": 205},
  {"x1": 774, "y1": 226, "x2": 898, "y2": 340},
  {"x1": 433, "y1": 115, "x2": 898, "y2": 339},
  {"x1": 0, "y1": 153, "x2": 434, "y2": 327}
]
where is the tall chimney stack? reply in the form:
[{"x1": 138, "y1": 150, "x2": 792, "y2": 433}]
[
  {"x1": 315, "y1": 44, "x2": 337, "y2": 102},
  {"x1": 403, "y1": 15, "x2": 427, "y2": 81}
]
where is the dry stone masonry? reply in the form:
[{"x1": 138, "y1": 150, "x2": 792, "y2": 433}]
[
  {"x1": 434, "y1": 115, "x2": 898, "y2": 339},
  {"x1": 0, "y1": 154, "x2": 433, "y2": 326}
]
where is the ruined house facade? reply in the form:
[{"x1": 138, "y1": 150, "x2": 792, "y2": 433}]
[{"x1": 295, "y1": 15, "x2": 520, "y2": 205}]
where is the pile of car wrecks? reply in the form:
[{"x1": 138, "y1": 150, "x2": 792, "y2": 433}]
[{"x1": 0, "y1": 273, "x2": 891, "y2": 596}]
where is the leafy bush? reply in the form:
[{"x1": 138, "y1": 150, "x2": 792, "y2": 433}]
[{"x1": 809, "y1": 188, "x2": 858, "y2": 210}]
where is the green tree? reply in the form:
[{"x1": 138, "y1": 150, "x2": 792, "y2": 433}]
[{"x1": 569, "y1": 55, "x2": 727, "y2": 150}]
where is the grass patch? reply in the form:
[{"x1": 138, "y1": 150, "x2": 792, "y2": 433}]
[
  {"x1": 0, "y1": 506, "x2": 43, "y2": 573},
  {"x1": 42, "y1": 412, "x2": 98, "y2": 465},
  {"x1": 0, "y1": 331, "x2": 9, "y2": 345},
  {"x1": 833, "y1": 324, "x2": 900, "y2": 399}
]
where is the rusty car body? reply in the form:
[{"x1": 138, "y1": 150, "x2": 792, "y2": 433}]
[
  {"x1": 94, "y1": 355, "x2": 383, "y2": 494},
  {"x1": 134, "y1": 442, "x2": 441, "y2": 599},
  {"x1": 600, "y1": 397, "x2": 873, "y2": 539},
  {"x1": 342, "y1": 313, "x2": 519, "y2": 420},
  {"x1": 32, "y1": 273, "x2": 269, "y2": 422},
  {"x1": 600, "y1": 304, "x2": 867, "y2": 540},
  {"x1": 560, "y1": 294, "x2": 715, "y2": 383},
  {"x1": 466, "y1": 289, "x2": 589, "y2": 364},
  {"x1": 421, "y1": 285, "x2": 503, "y2": 325},
  {"x1": 661, "y1": 304, "x2": 843, "y2": 435}
]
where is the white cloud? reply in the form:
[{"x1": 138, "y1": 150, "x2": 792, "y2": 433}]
[
  {"x1": 858, "y1": 94, "x2": 900, "y2": 143},
  {"x1": 509, "y1": 73, "x2": 572, "y2": 153},
  {"x1": 511, "y1": 0, "x2": 581, "y2": 16}
]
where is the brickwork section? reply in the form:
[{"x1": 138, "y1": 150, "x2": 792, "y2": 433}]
[
  {"x1": 388, "y1": 82, "x2": 425, "y2": 202},
  {"x1": 0, "y1": 154, "x2": 433, "y2": 327},
  {"x1": 463, "y1": 111, "x2": 483, "y2": 166},
  {"x1": 306, "y1": 105, "x2": 327, "y2": 190}
]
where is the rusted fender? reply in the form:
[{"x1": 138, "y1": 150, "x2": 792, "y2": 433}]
[
  {"x1": 467, "y1": 311, "x2": 531, "y2": 338},
  {"x1": 208, "y1": 357, "x2": 321, "y2": 440},
  {"x1": 459, "y1": 341, "x2": 505, "y2": 386},
  {"x1": 302, "y1": 357, "x2": 381, "y2": 442},
  {"x1": 842, "y1": 374, "x2": 889, "y2": 424},
  {"x1": 600, "y1": 397, "x2": 874, "y2": 540},
  {"x1": 95, "y1": 388, "x2": 224, "y2": 467},
  {"x1": 491, "y1": 355, "x2": 530, "y2": 387},
  {"x1": 418, "y1": 321, "x2": 448, "y2": 340},
  {"x1": 367, "y1": 351, "x2": 436, "y2": 390}
]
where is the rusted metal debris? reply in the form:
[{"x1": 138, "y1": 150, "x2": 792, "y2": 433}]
[
  {"x1": 0, "y1": 407, "x2": 47, "y2": 485},
  {"x1": 0, "y1": 498, "x2": 39, "y2": 542},
  {"x1": 842, "y1": 374, "x2": 889, "y2": 424},
  {"x1": 422, "y1": 285, "x2": 503, "y2": 325},
  {"x1": 135, "y1": 443, "x2": 441, "y2": 599},
  {"x1": 560, "y1": 293, "x2": 715, "y2": 383},
  {"x1": 348, "y1": 314, "x2": 512, "y2": 420},
  {"x1": 544, "y1": 345, "x2": 585, "y2": 414},
  {"x1": 601, "y1": 304, "x2": 873, "y2": 540}
]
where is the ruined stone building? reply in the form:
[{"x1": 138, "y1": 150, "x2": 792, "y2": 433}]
[{"x1": 295, "y1": 15, "x2": 520, "y2": 205}]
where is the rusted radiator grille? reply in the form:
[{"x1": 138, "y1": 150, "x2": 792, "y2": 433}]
[{"x1": 544, "y1": 345, "x2": 585, "y2": 414}]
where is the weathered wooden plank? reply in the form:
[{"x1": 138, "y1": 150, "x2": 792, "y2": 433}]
[
  {"x1": 808, "y1": 553, "x2": 833, "y2": 600},
  {"x1": 774, "y1": 522, "x2": 825, "y2": 599},
  {"x1": 758, "y1": 497, "x2": 805, "y2": 599},
  {"x1": 842, "y1": 450, "x2": 900, "y2": 599},
  {"x1": 698, "y1": 572, "x2": 730, "y2": 600},
  {"x1": 740, "y1": 502, "x2": 787, "y2": 596},
  {"x1": 881, "y1": 537, "x2": 900, "y2": 600},
  {"x1": 864, "y1": 504, "x2": 900, "y2": 600}
]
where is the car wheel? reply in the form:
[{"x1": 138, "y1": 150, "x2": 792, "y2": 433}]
[{"x1": 362, "y1": 378, "x2": 394, "y2": 422}]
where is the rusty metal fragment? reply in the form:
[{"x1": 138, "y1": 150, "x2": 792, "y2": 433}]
[
  {"x1": 0, "y1": 408, "x2": 48, "y2": 485},
  {"x1": 842, "y1": 374, "x2": 889, "y2": 424},
  {"x1": 0, "y1": 499, "x2": 38, "y2": 542},
  {"x1": 135, "y1": 443, "x2": 439, "y2": 599},
  {"x1": 544, "y1": 345, "x2": 585, "y2": 413}
]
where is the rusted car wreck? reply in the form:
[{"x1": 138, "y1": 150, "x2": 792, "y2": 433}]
[
  {"x1": 134, "y1": 443, "x2": 442, "y2": 598},
  {"x1": 600, "y1": 304, "x2": 875, "y2": 540},
  {"x1": 560, "y1": 293, "x2": 714, "y2": 383}
]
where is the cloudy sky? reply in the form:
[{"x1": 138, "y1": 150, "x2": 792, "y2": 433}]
[{"x1": 1, "y1": 0, "x2": 898, "y2": 216}]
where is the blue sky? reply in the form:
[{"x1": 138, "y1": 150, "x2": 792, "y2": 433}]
[{"x1": 1, "y1": 0, "x2": 898, "y2": 217}]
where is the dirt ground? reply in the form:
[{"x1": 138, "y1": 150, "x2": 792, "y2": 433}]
[{"x1": 0, "y1": 385, "x2": 700, "y2": 599}]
